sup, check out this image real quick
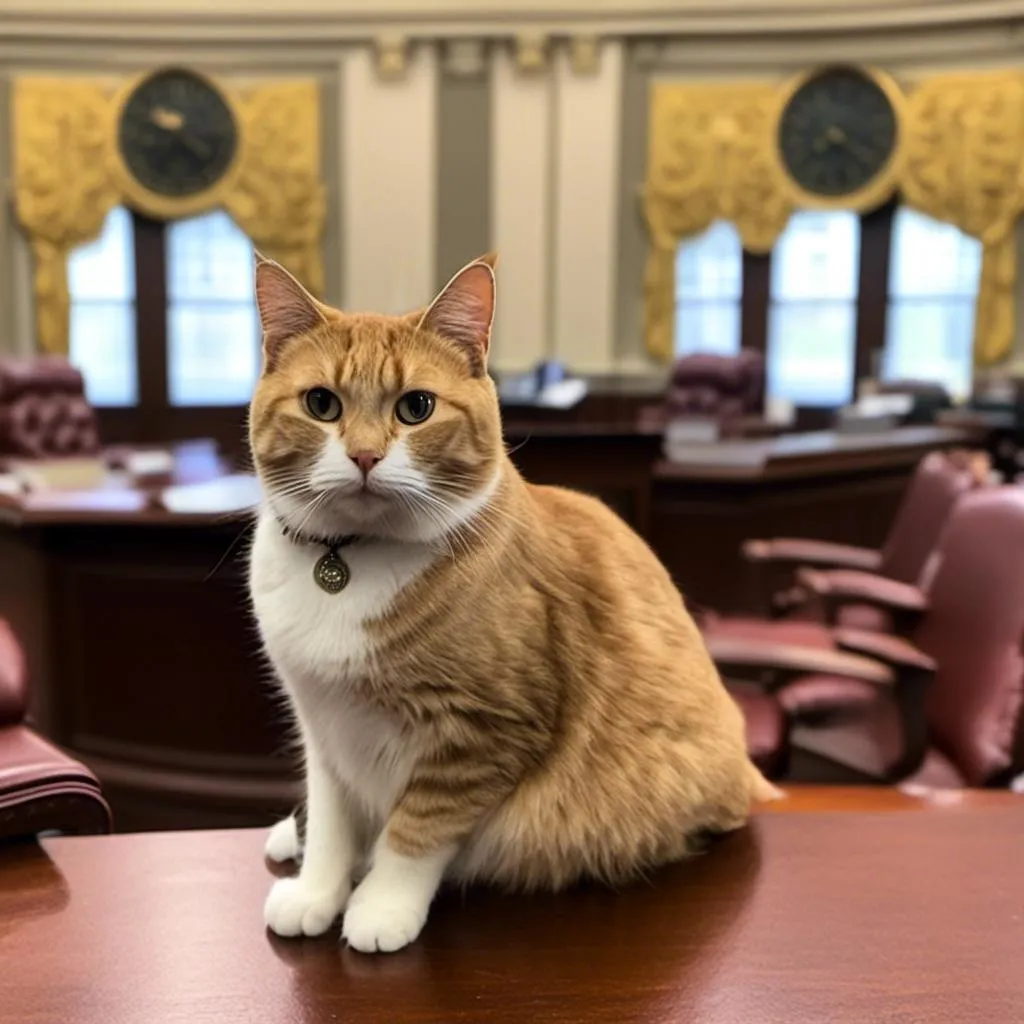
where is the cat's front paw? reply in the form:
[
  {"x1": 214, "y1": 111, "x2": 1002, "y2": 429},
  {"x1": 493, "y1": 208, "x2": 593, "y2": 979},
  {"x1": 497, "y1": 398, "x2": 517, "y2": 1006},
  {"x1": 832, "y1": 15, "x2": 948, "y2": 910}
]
[
  {"x1": 264, "y1": 816, "x2": 301, "y2": 864},
  {"x1": 264, "y1": 877, "x2": 347, "y2": 938},
  {"x1": 342, "y1": 882, "x2": 428, "y2": 953}
]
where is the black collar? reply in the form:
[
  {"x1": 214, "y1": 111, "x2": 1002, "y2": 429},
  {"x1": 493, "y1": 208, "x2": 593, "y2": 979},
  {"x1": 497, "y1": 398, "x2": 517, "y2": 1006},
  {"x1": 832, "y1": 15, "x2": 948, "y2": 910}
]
[{"x1": 278, "y1": 520, "x2": 361, "y2": 553}]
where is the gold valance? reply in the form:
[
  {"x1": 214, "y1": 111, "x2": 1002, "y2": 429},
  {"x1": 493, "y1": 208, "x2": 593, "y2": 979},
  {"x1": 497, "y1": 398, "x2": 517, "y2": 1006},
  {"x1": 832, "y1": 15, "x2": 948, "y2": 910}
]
[
  {"x1": 644, "y1": 67, "x2": 1024, "y2": 367},
  {"x1": 12, "y1": 75, "x2": 326, "y2": 356}
]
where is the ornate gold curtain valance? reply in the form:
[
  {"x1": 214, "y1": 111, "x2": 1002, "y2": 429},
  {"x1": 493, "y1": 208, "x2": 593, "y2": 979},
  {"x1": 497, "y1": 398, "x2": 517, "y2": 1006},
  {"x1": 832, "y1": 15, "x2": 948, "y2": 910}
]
[
  {"x1": 644, "y1": 66, "x2": 1024, "y2": 368},
  {"x1": 12, "y1": 74, "x2": 326, "y2": 356}
]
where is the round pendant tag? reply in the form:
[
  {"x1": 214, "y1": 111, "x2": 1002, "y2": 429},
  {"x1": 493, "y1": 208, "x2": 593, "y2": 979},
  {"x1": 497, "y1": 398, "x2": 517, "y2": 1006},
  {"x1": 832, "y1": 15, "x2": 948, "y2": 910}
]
[{"x1": 313, "y1": 550, "x2": 350, "y2": 594}]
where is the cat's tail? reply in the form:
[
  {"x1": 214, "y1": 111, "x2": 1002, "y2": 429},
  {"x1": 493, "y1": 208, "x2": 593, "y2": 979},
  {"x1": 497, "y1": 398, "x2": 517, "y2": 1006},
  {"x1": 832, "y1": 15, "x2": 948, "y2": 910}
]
[{"x1": 748, "y1": 764, "x2": 784, "y2": 804}]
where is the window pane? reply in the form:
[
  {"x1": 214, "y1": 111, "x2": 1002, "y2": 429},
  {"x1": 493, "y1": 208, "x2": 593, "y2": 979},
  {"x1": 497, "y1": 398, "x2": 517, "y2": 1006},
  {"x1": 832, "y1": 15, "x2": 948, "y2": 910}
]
[
  {"x1": 768, "y1": 302, "x2": 856, "y2": 407},
  {"x1": 166, "y1": 211, "x2": 259, "y2": 406},
  {"x1": 768, "y1": 212, "x2": 860, "y2": 406},
  {"x1": 168, "y1": 304, "x2": 261, "y2": 406},
  {"x1": 167, "y1": 210, "x2": 256, "y2": 300},
  {"x1": 771, "y1": 211, "x2": 859, "y2": 300},
  {"x1": 889, "y1": 208, "x2": 982, "y2": 298},
  {"x1": 67, "y1": 206, "x2": 137, "y2": 406},
  {"x1": 883, "y1": 209, "x2": 981, "y2": 400},
  {"x1": 675, "y1": 221, "x2": 742, "y2": 356},
  {"x1": 883, "y1": 299, "x2": 976, "y2": 400},
  {"x1": 676, "y1": 221, "x2": 742, "y2": 300},
  {"x1": 675, "y1": 301, "x2": 741, "y2": 357},
  {"x1": 68, "y1": 206, "x2": 135, "y2": 301},
  {"x1": 69, "y1": 302, "x2": 138, "y2": 407}
]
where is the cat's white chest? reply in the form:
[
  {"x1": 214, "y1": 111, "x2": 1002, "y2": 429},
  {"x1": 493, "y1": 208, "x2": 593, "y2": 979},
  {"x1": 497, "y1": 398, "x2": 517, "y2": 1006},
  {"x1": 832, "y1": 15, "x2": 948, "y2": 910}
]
[
  {"x1": 249, "y1": 514, "x2": 435, "y2": 687},
  {"x1": 249, "y1": 514, "x2": 435, "y2": 819}
]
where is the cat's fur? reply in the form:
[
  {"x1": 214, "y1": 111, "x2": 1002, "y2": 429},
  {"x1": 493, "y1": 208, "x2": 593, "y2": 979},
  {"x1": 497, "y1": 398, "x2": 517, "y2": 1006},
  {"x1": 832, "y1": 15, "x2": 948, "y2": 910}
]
[{"x1": 248, "y1": 253, "x2": 778, "y2": 954}]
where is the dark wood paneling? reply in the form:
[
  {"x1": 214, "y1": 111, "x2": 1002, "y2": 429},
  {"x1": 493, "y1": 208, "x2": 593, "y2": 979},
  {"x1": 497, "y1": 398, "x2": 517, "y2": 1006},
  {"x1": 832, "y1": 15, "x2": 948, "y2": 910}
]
[{"x1": 652, "y1": 469, "x2": 907, "y2": 615}]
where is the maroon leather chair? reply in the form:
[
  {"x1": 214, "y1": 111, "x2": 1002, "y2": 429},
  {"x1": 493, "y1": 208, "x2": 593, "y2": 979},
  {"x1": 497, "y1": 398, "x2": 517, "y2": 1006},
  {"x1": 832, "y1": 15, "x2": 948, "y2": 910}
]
[
  {"x1": 735, "y1": 448, "x2": 988, "y2": 630},
  {"x1": 0, "y1": 619, "x2": 111, "y2": 839},
  {"x1": 0, "y1": 357, "x2": 100, "y2": 462},
  {"x1": 638, "y1": 350, "x2": 778, "y2": 438},
  {"x1": 709, "y1": 486, "x2": 1024, "y2": 787},
  {"x1": 730, "y1": 684, "x2": 790, "y2": 779}
]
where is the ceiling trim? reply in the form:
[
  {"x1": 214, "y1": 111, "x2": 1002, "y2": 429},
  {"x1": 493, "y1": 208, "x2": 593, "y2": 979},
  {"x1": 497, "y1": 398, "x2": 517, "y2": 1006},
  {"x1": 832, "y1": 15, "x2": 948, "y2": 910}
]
[{"x1": 1, "y1": 1, "x2": 1022, "y2": 44}]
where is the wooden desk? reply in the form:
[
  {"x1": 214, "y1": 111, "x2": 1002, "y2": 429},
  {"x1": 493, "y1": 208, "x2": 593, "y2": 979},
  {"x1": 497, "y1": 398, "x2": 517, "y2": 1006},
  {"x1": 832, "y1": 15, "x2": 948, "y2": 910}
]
[
  {"x1": 1, "y1": 787, "x2": 1020, "y2": 1024},
  {"x1": 652, "y1": 426, "x2": 980, "y2": 613}
]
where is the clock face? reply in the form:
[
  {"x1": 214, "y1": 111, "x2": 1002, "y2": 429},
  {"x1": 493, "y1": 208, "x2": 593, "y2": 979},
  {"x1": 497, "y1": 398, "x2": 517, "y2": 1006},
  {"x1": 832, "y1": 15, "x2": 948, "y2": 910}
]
[
  {"x1": 118, "y1": 69, "x2": 238, "y2": 198},
  {"x1": 778, "y1": 67, "x2": 897, "y2": 198}
]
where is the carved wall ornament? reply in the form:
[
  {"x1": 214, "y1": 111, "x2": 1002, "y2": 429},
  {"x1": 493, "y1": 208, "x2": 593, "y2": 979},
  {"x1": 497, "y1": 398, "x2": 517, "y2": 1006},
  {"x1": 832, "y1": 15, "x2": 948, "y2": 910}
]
[
  {"x1": 514, "y1": 33, "x2": 549, "y2": 74},
  {"x1": 12, "y1": 74, "x2": 325, "y2": 356},
  {"x1": 644, "y1": 65, "x2": 1024, "y2": 367},
  {"x1": 375, "y1": 35, "x2": 409, "y2": 80},
  {"x1": 569, "y1": 36, "x2": 601, "y2": 76},
  {"x1": 442, "y1": 38, "x2": 488, "y2": 78}
]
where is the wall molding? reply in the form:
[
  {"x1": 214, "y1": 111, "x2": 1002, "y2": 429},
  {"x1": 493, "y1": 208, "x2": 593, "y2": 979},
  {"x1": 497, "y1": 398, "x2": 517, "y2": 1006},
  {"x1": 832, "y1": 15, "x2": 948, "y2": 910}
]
[{"x1": 2, "y1": 2, "x2": 1021, "y2": 44}]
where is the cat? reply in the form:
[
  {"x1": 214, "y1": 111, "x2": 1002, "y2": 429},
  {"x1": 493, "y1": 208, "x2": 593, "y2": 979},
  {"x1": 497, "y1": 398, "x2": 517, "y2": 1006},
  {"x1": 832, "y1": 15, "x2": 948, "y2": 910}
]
[{"x1": 248, "y1": 252, "x2": 779, "y2": 954}]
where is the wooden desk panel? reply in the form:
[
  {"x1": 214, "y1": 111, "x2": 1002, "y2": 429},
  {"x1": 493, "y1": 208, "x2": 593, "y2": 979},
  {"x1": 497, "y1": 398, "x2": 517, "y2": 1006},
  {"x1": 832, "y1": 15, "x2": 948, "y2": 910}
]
[{"x1": 0, "y1": 788, "x2": 1021, "y2": 1024}]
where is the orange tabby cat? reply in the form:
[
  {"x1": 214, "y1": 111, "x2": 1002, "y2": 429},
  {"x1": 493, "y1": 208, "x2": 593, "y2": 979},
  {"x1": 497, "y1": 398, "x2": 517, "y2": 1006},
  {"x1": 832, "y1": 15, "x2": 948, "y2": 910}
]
[{"x1": 249, "y1": 253, "x2": 777, "y2": 954}]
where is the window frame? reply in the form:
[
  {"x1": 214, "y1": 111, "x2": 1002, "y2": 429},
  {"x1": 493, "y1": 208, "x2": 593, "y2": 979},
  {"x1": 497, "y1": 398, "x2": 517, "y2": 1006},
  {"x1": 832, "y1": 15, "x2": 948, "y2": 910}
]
[
  {"x1": 93, "y1": 210, "x2": 255, "y2": 458},
  {"x1": 672, "y1": 197, "x2": 971, "y2": 418}
]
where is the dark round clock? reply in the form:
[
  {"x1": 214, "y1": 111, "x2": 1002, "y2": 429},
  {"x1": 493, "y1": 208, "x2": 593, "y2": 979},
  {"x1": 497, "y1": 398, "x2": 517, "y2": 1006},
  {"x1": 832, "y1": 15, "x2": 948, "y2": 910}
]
[
  {"x1": 117, "y1": 68, "x2": 239, "y2": 198},
  {"x1": 778, "y1": 66, "x2": 898, "y2": 199}
]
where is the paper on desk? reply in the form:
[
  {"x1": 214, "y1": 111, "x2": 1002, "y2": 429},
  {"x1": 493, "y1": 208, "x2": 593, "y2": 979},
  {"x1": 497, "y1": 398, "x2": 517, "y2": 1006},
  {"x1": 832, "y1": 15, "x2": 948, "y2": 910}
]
[
  {"x1": 662, "y1": 438, "x2": 772, "y2": 467},
  {"x1": 535, "y1": 378, "x2": 587, "y2": 409},
  {"x1": 160, "y1": 474, "x2": 263, "y2": 515}
]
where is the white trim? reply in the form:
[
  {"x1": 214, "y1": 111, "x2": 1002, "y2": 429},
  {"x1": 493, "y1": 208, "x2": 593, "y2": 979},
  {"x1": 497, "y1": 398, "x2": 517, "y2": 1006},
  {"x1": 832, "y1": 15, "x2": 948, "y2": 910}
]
[
  {"x1": 340, "y1": 44, "x2": 437, "y2": 314},
  {"x1": 489, "y1": 46, "x2": 552, "y2": 372},
  {"x1": 551, "y1": 41, "x2": 623, "y2": 374},
  {"x1": 2, "y1": 1, "x2": 1019, "y2": 43}
]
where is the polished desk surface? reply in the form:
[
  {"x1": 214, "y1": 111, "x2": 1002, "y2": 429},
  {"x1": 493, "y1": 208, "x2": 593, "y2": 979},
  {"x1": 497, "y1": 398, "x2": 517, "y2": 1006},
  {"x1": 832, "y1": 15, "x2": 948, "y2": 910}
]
[
  {"x1": 656, "y1": 425, "x2": 980, "y2": 482},
  {"x1": 1, "y1": 787, "x2": 1021, "y2": 1024}
]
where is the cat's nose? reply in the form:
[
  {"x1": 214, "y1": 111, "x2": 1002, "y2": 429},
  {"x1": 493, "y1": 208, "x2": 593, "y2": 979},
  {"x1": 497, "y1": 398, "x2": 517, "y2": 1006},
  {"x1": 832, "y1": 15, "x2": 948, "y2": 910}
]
[{"x1": 349, "y1": 451, "x2": 382, "y2": 477}]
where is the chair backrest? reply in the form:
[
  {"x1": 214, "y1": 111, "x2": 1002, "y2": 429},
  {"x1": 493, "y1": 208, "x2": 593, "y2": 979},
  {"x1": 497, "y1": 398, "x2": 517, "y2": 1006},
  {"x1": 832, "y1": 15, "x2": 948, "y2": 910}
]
[
  {"x1": 664, "y1": 350, "x2": 765, "y2": 422},
  {"x1": 879, "y1": 450, "x2": 986, "y2": 584},
  {"x1": 0, "y1": 618, "x2": 28, "y2": 728},
  {"x1": 913, "y1": 486, "x2": 1024, "y2": 785},
  {"x1": 0, "y1": 357, "x2": 100, "y2": 459}
]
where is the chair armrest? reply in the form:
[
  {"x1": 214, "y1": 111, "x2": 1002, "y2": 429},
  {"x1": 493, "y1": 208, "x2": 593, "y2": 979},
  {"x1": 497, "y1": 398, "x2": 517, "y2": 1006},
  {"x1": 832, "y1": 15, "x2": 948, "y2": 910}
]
[
  {"x1": 0, "y1": 724, "x2": 112, "y2": 839},
  {"x1": 833, "y1": 628, "x2": 936, "y2": 673},
  {"x1": 743, "y1": 538, "x2": 883, "y2": 572},
  {"x1": 797, "y1": 568, "x2": 928, "y2": 631},
  {"x1": 0, "y1": 619, "x2": 27, "y2": 728},
  {"x1": 706, "y1": 634, "x2": 894, "y2": 687}
]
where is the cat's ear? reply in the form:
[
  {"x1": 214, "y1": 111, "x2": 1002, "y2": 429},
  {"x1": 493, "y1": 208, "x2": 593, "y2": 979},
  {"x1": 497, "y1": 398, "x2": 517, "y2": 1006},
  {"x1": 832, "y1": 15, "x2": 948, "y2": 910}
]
[
  {"x1": 417, "y1": 253, "x2": 497, "y2": 376},
  {"x1": 254, "y1": 252, "x2": 327, "y2": 366}
]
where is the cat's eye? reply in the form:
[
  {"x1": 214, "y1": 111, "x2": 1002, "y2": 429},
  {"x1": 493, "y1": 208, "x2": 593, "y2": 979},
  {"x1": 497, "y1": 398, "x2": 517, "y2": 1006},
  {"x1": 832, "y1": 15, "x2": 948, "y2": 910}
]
[
  {"x1": 395, "y1": 391, "x2": 436, "y2": 425},
  {"x1": 304, "y1": 387, "x2": 342, "y2": 422}
]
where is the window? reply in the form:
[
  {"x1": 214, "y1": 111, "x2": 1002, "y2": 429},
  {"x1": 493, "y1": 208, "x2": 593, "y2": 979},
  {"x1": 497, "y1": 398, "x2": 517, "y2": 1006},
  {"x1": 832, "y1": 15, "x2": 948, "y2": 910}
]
[
  {"x1": 167, "y1": 212, "x2": 260, "y2": 406},
  {"x1": 63, "y1": 205, "x2": 260, "y2": 444},
  {"x1": 767, "y1": 211, "x2": 860, "y2": 407},
  {"x1": 68, "y1": 207, "x2": 138, "y2": 407},
  {"x1": 882, "y1": 208, "x2": 982, "y2": 401},
  {"x1": 674, "y1": 221, "x2": 742, "y2": 356}
]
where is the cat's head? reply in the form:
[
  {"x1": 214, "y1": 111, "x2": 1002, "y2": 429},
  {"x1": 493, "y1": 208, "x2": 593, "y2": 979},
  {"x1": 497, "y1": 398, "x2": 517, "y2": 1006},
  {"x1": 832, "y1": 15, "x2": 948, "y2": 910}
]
[{"x1": 249, "y1": 255, "x2": 503, "y2": 543}]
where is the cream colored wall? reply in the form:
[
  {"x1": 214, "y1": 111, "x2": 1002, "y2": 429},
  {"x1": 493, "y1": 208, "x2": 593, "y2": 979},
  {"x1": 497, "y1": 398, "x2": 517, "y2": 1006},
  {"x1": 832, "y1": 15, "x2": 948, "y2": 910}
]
[{"x1": 3, "y1": 2, "x2": 1024, "y2": 372}]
